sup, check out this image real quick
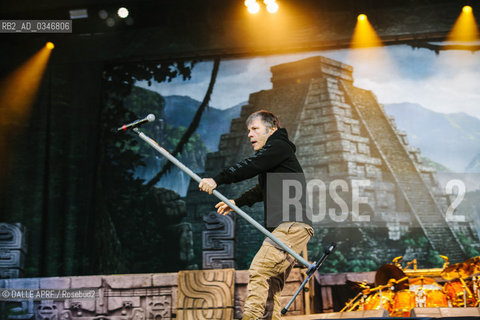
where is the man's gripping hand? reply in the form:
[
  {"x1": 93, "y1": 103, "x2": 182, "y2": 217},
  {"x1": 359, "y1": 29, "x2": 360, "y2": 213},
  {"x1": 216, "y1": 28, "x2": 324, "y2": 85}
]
[
  {"x1": 199, "y1": 178, "x2": 217, "y2": 194},
  {"x1": 215, "y1": 200, "x2": 235, "y2": 216}
]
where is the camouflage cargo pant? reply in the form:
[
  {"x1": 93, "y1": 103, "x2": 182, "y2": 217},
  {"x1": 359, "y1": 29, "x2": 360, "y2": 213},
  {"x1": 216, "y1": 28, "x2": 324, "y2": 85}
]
[{"x1": 242, "y1": 222, "x2": 314, "y2": 320}]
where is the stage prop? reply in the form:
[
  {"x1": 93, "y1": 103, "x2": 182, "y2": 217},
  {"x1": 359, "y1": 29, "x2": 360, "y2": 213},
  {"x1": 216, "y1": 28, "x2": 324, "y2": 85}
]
[
  {"x1": 2, "y1": 259, "x2": 480, "y2": 319},
  {"x1": 177, "y1": 269, "x2": 235, "y2": 319},
  {"x1": 0, "y1": 223, "x2": 26, "y2": 279},
  {"x1": 202, "y1": 211, "x2": 236, "y2": 269},
  {"x1": 0, "y1": 268, "x2": 308, "y2": 319}
]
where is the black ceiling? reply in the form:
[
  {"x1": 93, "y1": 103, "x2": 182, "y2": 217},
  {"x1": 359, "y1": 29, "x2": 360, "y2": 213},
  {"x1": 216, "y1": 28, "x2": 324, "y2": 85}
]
[{"x1": 0, "y1": 0, "x2": 479, "y2": 65}]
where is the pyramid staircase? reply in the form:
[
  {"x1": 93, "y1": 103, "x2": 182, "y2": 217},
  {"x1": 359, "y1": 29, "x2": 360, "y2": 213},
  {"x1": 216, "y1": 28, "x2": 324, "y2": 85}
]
[{"x1": 340, "y1": 81, "x2": 467, "y2": 262}]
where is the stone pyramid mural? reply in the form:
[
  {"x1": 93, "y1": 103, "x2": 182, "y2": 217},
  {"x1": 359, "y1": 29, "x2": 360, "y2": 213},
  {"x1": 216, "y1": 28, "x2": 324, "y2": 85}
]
[{"x1": 186, "y1": 56, "x2": 478, "y2": 269}]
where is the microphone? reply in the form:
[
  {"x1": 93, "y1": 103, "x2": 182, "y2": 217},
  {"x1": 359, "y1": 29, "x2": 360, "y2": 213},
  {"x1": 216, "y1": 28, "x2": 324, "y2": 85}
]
[{"x1": 117, "y1": 114, "x2": 156, "y2": 132}]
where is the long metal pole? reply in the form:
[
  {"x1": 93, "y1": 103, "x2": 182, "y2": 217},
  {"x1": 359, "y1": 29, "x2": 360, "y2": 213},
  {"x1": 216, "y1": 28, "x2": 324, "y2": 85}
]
[{"x1": 133, "y1": 128, "x2": 311, "y2": 268}]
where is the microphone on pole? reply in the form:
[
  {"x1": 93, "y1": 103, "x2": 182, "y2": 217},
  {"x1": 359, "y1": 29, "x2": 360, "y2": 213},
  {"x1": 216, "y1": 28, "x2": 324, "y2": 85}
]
[{"x1": 117, "y1": 114, "x2": 156, "y2": 132}]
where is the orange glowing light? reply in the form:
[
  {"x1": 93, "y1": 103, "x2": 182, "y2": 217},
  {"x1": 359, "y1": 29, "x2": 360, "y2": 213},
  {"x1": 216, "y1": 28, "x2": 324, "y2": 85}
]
[
  {"x1": 0, "y1": 45, "x2": 52, "y2": 182},
  {"x1": 463, "y1": 6, "x2": 472, "y2": 13},
  {"x1": 0, "y1": 45, "x2": 52, "y2": 126},
  {"x1": 447, "y1": 5, "x2": 479, "y2": 42},
  {"x1": 351, "y1": 14, "x2": 382, "y2": 48},
  {"x1": 247, "y1": 2, "x2": 260, "y2": 14},
  {"x1": 46, "y1": 42, "x2": 55, "y2": 50},
  {"x1": 242, "y1": 0, "x2": 295, "y2": 49},
  {"x1": 266, "y1": 2, "x2": 279, "y2": 13}
]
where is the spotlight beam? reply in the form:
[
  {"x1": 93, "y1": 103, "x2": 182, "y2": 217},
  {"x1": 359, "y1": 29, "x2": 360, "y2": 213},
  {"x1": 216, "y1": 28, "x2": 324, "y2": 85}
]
[
  {"x1": 347, "y1": 13, "x2": 396, "y2": 82},
  {"x1": 350, "y1": 14, "x2": 383, "y2": 48},
  {"x1": 0, "y1": 44, "x2": 53, "y2": 184},
  {"x1": 447, "y1": 5, "x2": 479, "y2": 42}
]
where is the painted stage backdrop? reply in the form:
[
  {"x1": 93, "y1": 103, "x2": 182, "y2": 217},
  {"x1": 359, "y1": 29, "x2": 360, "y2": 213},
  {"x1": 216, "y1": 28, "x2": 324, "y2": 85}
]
[
  {"x1": 107, "y1": 44, "x2": 480, "y2": 272},
  {"x1": 2, "y1": 44, "x2": 480, "y2": 278}
]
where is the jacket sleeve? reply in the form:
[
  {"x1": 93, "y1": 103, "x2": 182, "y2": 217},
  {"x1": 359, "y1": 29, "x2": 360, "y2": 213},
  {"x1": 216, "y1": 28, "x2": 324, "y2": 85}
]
[
  {"x1": 234, "y1": 184, "x2": 262, "y2": 207},
  {"x1": 214, "y1": 139, "x2": 291, "y2": 185}
]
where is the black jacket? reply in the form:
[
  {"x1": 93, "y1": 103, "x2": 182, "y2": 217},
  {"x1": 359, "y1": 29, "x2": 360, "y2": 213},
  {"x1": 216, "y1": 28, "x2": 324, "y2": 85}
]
[{"x1": 214, "y1": 128, "x2": 306, "y2": 229}]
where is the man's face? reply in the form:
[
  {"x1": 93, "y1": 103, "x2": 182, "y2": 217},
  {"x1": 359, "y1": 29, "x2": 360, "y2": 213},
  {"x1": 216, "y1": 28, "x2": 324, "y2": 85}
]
[{"x1": 247, "y1": 117, "x2": 277, "y2": 151}]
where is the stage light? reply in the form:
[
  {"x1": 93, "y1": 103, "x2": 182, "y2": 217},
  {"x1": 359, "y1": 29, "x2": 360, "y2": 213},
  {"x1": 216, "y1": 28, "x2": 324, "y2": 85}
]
[
  {"x1": 463, "y1": 6, "x2": 472, "y2": 13},
  {"x1": 117, "y1": 7, "x2": 129, "y2": 19},
  {"x1": 351, "y1": 14, "x2": 381, "y2": 48},
  {"x1": 266, "y1": 2, "x2": 279, "y2": 13},
  {"x1": 245, "y1": 0, "x2": 278, "y2": 14},
  {"x1": 447, "y1": 5, "x2": 479, "y2": 42},
  {"x1": 247, "y1": 1, "x2": 260, "y2": 14},
  {"x1": 46, "y1": 42, "x2": 54, "y2": 50},
  {"x1": 98, "y1": 10, "x2": 108, "y2": 20}
]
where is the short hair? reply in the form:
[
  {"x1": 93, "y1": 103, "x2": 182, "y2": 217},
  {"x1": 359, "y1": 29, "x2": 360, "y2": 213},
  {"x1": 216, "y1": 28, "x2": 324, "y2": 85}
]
[{"x1": 246, "y1": 110, "x2": 281, "y2": 130}]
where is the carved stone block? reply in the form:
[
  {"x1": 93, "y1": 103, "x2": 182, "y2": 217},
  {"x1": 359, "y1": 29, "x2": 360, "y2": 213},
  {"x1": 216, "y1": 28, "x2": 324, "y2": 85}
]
[
  {"x1": 0, "y1": 223, "x2": 27, "y2": 279},
  {"x1": 202, "y1": 211, "x2": 235, "y2": 269},
  {"x1": 0, "y1": 250, "x2": 25, "y2": 269},
  {"x1": 0, "y1": 223, "x2": 27, "y2": 252},
  {"x1": 203, "y1": 241, "x2": 235, "y2": 269},
  {"x1": 37, "y1": 301, "x2": 59, "y2": 320},
  {"x1": 40, "y1": 277, "x2": 71, "y2": 289},
  {"x1": 177, "y1": 269, "x2": 235, "y2": 320},
  {"x1": 2, "y1": 301, "x2": 35, "y2": 320},
  {"x1": 1, "y1": 274, "x2": 177, "y2": 320},
  {"x1": 147, "y1": 295, "x2": 171, "y2": 319}
]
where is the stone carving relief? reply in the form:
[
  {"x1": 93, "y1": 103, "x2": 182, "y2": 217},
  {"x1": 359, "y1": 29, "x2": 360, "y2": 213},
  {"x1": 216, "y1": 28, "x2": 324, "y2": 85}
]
[
  {"x1": 1, "y1": 274, "x2": 175, "y2": 320},
  {"x1": 202, "y1": 211, "x2": 235, "y2": 269},
  {"x1": 0, "y1": 223, "x2": 27, "y2": 278},
  {"x1": 177, "y1": 269, "x2": 235, "y2": 320}
]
